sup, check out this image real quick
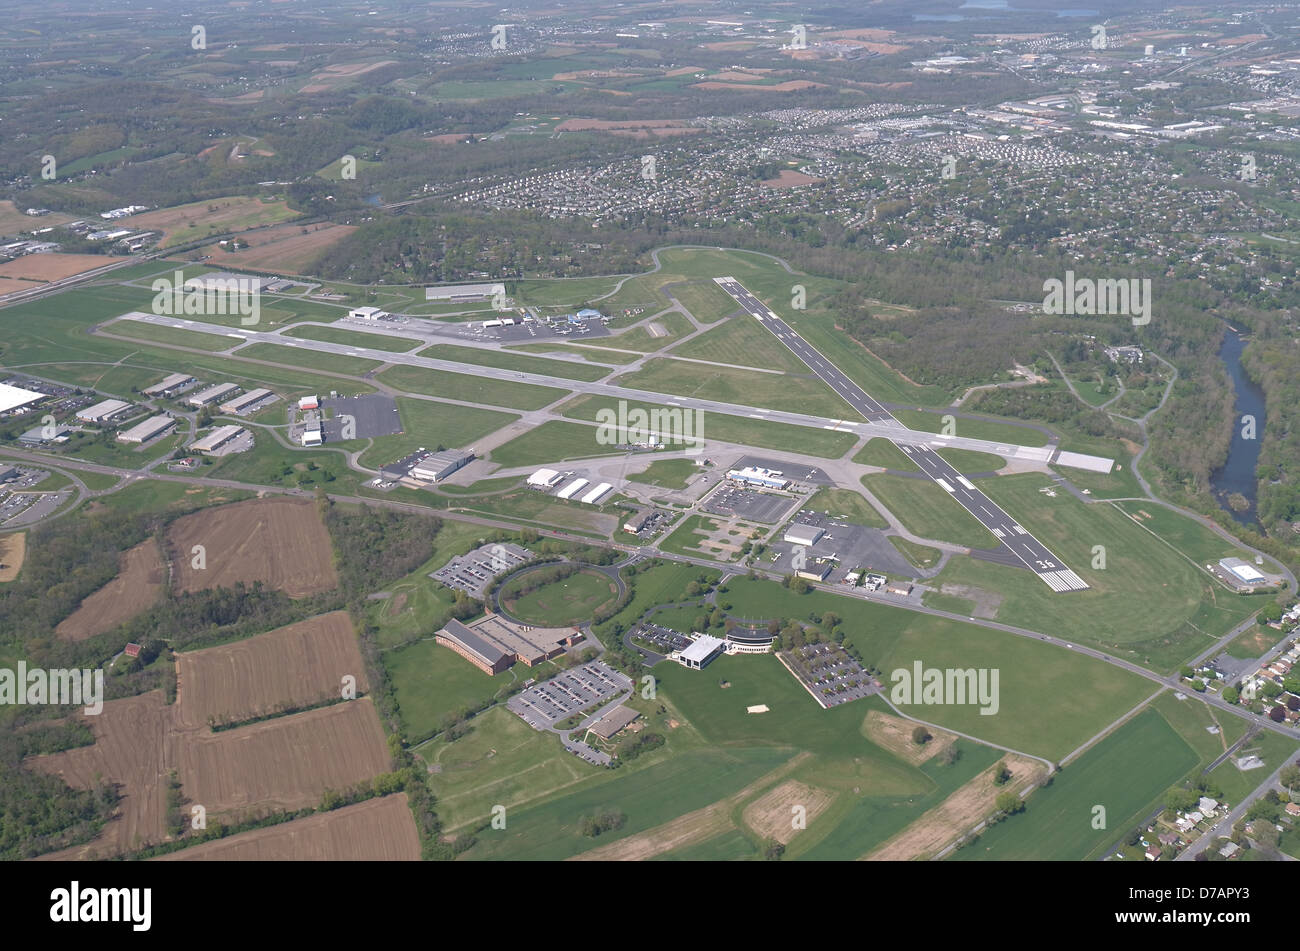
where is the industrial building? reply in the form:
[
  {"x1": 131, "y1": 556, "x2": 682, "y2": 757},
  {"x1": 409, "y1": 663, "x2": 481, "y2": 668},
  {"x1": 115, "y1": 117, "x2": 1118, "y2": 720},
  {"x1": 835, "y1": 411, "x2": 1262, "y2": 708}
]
[
  {"x1": 301, "y1": 425, "x2": 323, "y2": 447},
  {"x1": 435, "y1": 614, "x2": 582, "y2": 675},
  {"x1": 142, "y1": 373, "x2": 195, "y2": 398},
  {"x1": 624, "y1": 510, "x2": 653, "y2": 534},
  {"x1": 219, "y1": 388, "x2": 276, "y2": 415},
  {"x1": 796, "y1": 563, "x2": 833, "y2": 582},
  {"x1": 674, "y1": 633, "x2": 727, "y2": 670},
  {"x1": 1216, "y1": 557, "x2": 1271, "y2": 591},
  {"x1": 0, "y1": 382, "x2": 45, "y2": 416},
  {"x1": 556, "y1": 477, "x2": 589, "y2": 501},
  {"x1": 580, "y1": 482, "x2": 613, "y2": 505},
  {"x1": 298, "y1": 395, "x2": 319, "y2": 411},
  {"x1": 187, "y1": 383, "x2": 240, "y2": 407},
  {"x1": 117, "y1": 415, "x2": 176, "y2": 444},
  {"x1": 783, "y1": 523, "x2": 825, "y2": 547},
  {"x1": 76, "y1": 399, "x2": 133, "y2": 424},
  {"x1": 589, "y1": 705, "x2": 640, "y2": 740},
  {"x1": 410, "y1": 448, "x2": 474, "y2": 483},
  {"x1": 190, "y1": 425, "x2": 247, "y2": 455},
  {"x1": 347, "y1": 306, "x2": 387, "y2": 322},
  {"x1": 424, "y1": 282, "x2": 501, "y2": 303},
  {"x1": 528, "y1": 468, "x2": 563, "y2": 488},
  {"x1": 727, "y1": 466, "x2": 788, "y2": 490},
  {"x1": 17, "y1": 424, "x2": 70, "y2": 446}
]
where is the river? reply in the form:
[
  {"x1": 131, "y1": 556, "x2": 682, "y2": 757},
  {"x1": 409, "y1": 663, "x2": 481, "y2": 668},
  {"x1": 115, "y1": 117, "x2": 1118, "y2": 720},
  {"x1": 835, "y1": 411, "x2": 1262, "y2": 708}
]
[{"x1": 1210, "y1": 327, "x2": 1266, "y2": 526}]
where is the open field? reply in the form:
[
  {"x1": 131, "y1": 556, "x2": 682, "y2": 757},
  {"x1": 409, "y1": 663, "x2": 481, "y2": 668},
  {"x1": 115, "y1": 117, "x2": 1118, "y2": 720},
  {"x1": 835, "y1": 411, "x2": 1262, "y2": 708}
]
[
  {"x1": 671, "y1": 280, "x2": 742, "y2": 324},
  {"x1": 385, "y1": 637, "x2": 502, "y2": 741},
  {"x1": 173, "y1": 612, "x2": 366, "y2": 730},
  {"x1": 866, "y1": 753, "x2": 1045, "y2": 860},
  {"x1": 613, "y1": 358, "x2": 856, "y2": 420},
  {"x1": 854, "y1": 438, "x2": 918, "y2": 471},
  {"x1": 487, "y1": 420, "x2": 619, "y2": 469},
  {"x1": 892, "y1": 410, "x2": 1051, "y2": 447},
  {"x1": 890, "y1": 536, "x2": 942, "y2": 570},
  {"x1": 668, "y1": 315, "x2": 808, "y2": 372},
  {"x1": 282, "y1": 324, "x2": 424, "y2": 352},
  {"x1": 742, "y1": 777, "x2": 836, "y2": 846},
  {"x1": 0, "y1": 252, "x2": 130, "y2": 283},
  {"x1": 221, "y1": 222, "x2": 357, "y2": 274},
  {"x1": 176, "y1": 698, "x2": 391, "y2": 820},
  {"x1": 106, "y1": 319, "x2": 239, "y2": 352},
  {"x1": 123, "y1": 196, "x2": 299, "y2": 248},
  {"x1": 933, "y1": 474, "x2": 1261, "y2": 672},
  {"x1": 950, "y1": 708, "x2": 1198, "y2": 861},
  {"x1": 235, "y1": 342, "x2": 384, "y2": 376},
  {"x1": 632, "y1": 457, "x2": 699, "y2": 489},
  {"x1": 355, "y1": 397, "x2": 517, "y2": 470},
  {"x1": 502, "y1": 567, "x2": 618, "y2": 626},
  {"x1": 167, "y1": 497, "x2": 339, "y2": 598},
  {"x1": 861, "y1": 473, "x2": 1000, "y2": 549},
  {"x1": 54, "y1": 539, "x2": 164, "y2": 641},
  {"x1": 862, "y1": 710, "x2": 957, "y2": 766},
  {"x1": 936, "y1": 448, "x2": 1007, "y2": 473},
  {"x1": 560, "y1": 394, "x2": 856, "y2": 459},
  {"x1": 420, "y1": 343, "x2": 611, "y2": 382},
  {"x1": 803, "y1": 487, "x2": 889, "y2": 529},
  {"x1": 376, "y1": 364, "x2": 568, "y2": 411},
  {"x1": 156, "y1": 793, "x2": 419, "y2": 861},
  {"x1": 0, "y1": 200, "x2": 75, "y2": 233},
  {"x1": 0, "y1": 532, "x2": 26, "y2": 582},
  {"x1": 29, "y1": 691, "x2": 174, "y2": 860}
]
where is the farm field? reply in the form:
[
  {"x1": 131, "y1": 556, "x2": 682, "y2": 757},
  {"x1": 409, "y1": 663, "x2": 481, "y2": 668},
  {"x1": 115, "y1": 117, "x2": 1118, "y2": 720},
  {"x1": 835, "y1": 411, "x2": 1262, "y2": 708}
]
[
  {"x1": 156, "y1": 794, "x2": 420, "y2": 861},
  {"x1": 175, "y1": 698, "x2": 391, "y2": 820},
  {"x1": 560, "y1": 394, "x2": 856, "y2": 459},
  {"x1": 54, "y1": 539, "x2": 164, "y2": 641},
  {"x1": 172, "y1": 611, "x2": 366, "y2": 730},
  {"x1": 123, "y1": 196, "x2": 299, "y2": 248},
  {"x1": 950, "y1": 708, "x2": 1199, "y2": 861},
  {"x1": 167, "y1": 497, "x2": 339, "y2": 598},
  {"x1": 221, "y1": 222, "x2": 357, "y2": 274},
  {"x1": 861, "y1": 473, "x2": 1000, "y2": 549},
  {"x1": 501, "y1": 567, "x2": 618, "y2": 626},
  {"x1": 0, "y1": 531, "x2": 27, "y2": 582},
  {"x1": 0, "y1": 252, "x2": 131, "y2": 284}
]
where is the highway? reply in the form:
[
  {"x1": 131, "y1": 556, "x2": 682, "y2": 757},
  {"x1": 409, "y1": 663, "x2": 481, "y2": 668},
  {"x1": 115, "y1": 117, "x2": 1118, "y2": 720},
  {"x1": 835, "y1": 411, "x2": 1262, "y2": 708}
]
[{"x1": 713, "y1": 276, "x2": 1089, "y2": 593}]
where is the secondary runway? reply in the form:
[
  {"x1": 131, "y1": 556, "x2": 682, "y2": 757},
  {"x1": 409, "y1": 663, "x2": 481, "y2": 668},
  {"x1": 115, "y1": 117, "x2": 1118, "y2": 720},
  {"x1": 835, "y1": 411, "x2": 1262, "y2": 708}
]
[{"x1": 713, "y1": 277, "x2": 1088, "y2": 593}]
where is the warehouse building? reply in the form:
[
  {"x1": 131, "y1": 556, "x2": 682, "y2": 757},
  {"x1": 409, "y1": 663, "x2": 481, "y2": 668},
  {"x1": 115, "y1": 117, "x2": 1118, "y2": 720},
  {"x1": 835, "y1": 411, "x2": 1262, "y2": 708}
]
[
  {"x1": 581, "y1": 482, "x2": 613, "y2": 505},
  {"x1": 783, "y1": 523, "x2": 824, "y2": 547},
  {"x1": 17, "y1": 424, "x2": 70, "y2": 446},
  {"x1": 589, "y1": 705, "x2": 640, "y2": 740},
  {"x1": 301, "y1": 425, "x2": 323, "y2": 447},
  {"x1": 219, "y1": 388, "x2": 276, "y2": 415},
  {"x1": 0, "y1": 381, "x2": 45, "y2": 416},
  {"x1": 674, "y1": 633, "x2": 727, "y2": 670},
  {"x1": 435, "y1": 619, "x2": 514, "y2": 674},
  {"x1": 528, "y1": 468, "x2": 563, "y2": 488},
  {"x1": 424, "y1": 282, "x2": 501, "y2": 303},
  {"x1": 187, "y1": 383, "x2": 240, "y2": 407},
  {"x1": 142, "y1": 373, "x2": 195, "y2": 398},
  {"x1": 556, "y1": 477, "x2": 589, "y2": 500},
  {"x1": 1216, "y1": 557, "x2": 1272, "y2": 591},
  {"x1": 624, "y1": 510, "x2": 653, "y2": 534},
  {"x1": 347, "y1": 305, "x2": 387, "y2": 322},
  {"x1": 117, "y1": 415, "x2": 176, "y2": 444},
  {"x1": 191, "y1": 425, "x2": 246, "y2": 455},
  {"x1": 796, "y1": 563, "x2": 833, "y2": 582},
  {"x1": 727, "y1": 466, "x2": 788, "y2": 490},
  {"x1": 77, "y1": 399, "x2": 133, "y2": 424},
  {"x1": 410, "y1": 448, "x2": 474, "y2": 483}
]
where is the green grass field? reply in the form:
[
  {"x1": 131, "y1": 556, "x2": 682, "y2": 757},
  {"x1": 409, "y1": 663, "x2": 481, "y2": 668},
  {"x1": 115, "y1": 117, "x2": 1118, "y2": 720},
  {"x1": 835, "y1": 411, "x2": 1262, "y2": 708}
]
[
  {"x1": 854, "y1": 438, "x2": 919, "y2": 471},
  {"x1": 632, "y1": 458, "x2": 700, "y2": 489},
  {"x1": 375, "y1": 364, "x2": 568, "y2": 411},
  {"x1": 671, "y1": 280, "x2": 741, "y2": 324},
  {"x1": 107, "y1": 320, "x2": 239, "y2": 352},
  {"x1": 501, "y1": 567, "x2": 619, "y2": 626},
  {"x1": 421, "y1": 343, "x2": 611, "y2": 382},
  {"x1": 861, "y1": 474, "x2": 1000, "y2": 549},
  {"x1": 613, "y1": 358, "x2": 857, "y2": 420},
  {"x1": 486, "y1": 421, "x2": 620, "y2": 469},
  {"x1": 234, "y1": 343, "x2": 384, "y2": 377},
  {"x1": 936, "y1": 448, "x2": 1007, "y2": 472},
  {"x1": 507, "y1": 342, "x2": 640, "y2": 364},
  {"x1": 668, "y1": 316, "x2": 808, "y2": 372},
  {"x1": 930, "y1": 474, "x2": 1261, "y2": 672},
  {"x1": 951, "y1": 709, "x2": 1200, "y2": 861},
  {"x1": 609, "y1": 312, "x2": 695, "y2": 352},
  {"x1": 560, "y1": 394, "x2": 856, "y2": 459},
  {"x1": 384, "y1": 637, "x2": 504, "y2": 742},
  {"x1": 802, "y1": 487, "x2": 889, "y2": 529},
  {"x1": 281, "y1": 324, "x2": 424, "y2": 352},
  {"x1": 357, "y1": 398, "x2": 517, "y2": 470},
  {"x1": 592, "y1": 560, "x2": 720, "y2": 639},
  {"x1": 890, "y1": 536, "x2": 941, "y2": 571},
  {"x1": 659, "y1": 514, "x2": 723, "y2": 558},
  {"x1": 893, "y1": 410, "x2": 1051, "y2": 448}
]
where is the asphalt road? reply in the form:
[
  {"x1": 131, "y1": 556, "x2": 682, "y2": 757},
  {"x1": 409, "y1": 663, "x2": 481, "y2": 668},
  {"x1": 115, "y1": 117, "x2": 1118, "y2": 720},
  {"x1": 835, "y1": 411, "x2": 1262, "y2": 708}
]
[{"x1": 712, "y1": 277, "x2": 1088, "y2": 593}]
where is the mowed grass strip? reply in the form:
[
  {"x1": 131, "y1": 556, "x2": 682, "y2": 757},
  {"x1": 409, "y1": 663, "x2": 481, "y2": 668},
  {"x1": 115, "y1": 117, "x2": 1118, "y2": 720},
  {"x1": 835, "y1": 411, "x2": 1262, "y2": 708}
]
[
  {"x1": 613, "y1": 358, "x2": 858, "y2": 420},
  {"x1": 282, "y1": 324, "x2": 424, "y2": 352},
  {"x1": 671, "y1": 280, "x2": 742, "y2": 324},
  {"x1": 936, "y1": 448, "x2": 1007, "y2": 472},
  {"x1": 488, "y1": 420, "x2": 621, "y2": 469},
  {"x1": 861, "y1": 474, "x2": 1000, "y2": 550},
  {"x1": 559, "y1": 394, "x2": 856, "y2": 459},
  {"x1": 667, "y1": 315, "x2": 807, "y2": 372},
  {"x1": 853, "y1": 438, "x2": 918, "y2": 471},
  {"x1": 421, "y1": 343, "x2": 611, "y2": 382},
  {"x1": 236, "y1": 342, "x2": 384, "y2": 376},
  {"x1": 893, "y1": 410, "x2": 1050, "y2": 448},
  {"x1": 106, "y1": 320, "x2": 238, "y2": 352},
  {"x1": 376, "y1": 363, "x2": 568, "y2": 411},
  {"x1": 950, "y1": 708, "x2": 1198, "y2": 861},
  {"x1": 357, "y1": 398, "x2": 517, "y2": 469}
]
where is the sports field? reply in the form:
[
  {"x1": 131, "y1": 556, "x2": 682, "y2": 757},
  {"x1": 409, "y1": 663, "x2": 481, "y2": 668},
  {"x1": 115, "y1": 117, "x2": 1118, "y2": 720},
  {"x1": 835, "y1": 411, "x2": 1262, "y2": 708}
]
[{"x1": 501, "y1": 567, "x2": 618, "y2": 626}]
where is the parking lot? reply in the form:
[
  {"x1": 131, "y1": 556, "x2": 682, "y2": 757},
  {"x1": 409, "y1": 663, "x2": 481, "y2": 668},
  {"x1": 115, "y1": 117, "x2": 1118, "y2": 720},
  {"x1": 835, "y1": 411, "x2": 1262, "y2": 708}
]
[
  {"x1": 1, "y1": 490, "x2": 68, "y2": 526},
  {"x1": 431, "y1": 542, "x2": 532, "y2": 599},
  {"x1": 632, "y1": 623, "x2": 692, "y2": 654},
  {"x1": 782, "y1": 643, "x2": 877, "y2": 709},
  {"x1": 702, "y1": 483, "x2": 798, "y2": 524},
  {"x1": 768, "y1": 509, "x2": 914, "y2": 581},
  {"x1": 506, "y1": 662, "x2": 632, "y2": 729},
  {"x1": 321, "y1": 394, "x2": 402, "y2": 440}
]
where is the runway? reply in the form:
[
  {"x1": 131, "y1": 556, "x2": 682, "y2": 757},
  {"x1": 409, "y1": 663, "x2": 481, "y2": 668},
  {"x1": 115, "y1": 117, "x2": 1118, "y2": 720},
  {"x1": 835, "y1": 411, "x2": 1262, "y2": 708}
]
[{"x1": 713, "y1": 277, "x2": 1088, "y2": 593}]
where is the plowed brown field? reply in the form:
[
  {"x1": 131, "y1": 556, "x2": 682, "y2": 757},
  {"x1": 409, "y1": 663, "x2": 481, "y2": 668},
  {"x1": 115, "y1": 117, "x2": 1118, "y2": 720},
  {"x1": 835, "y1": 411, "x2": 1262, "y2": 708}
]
[
  {"x1": 55, "y1": 539, "x2": 165, "y2": 641},
  {"x1": 167, "y1": 497, "x2": 338, "y2": 598}
]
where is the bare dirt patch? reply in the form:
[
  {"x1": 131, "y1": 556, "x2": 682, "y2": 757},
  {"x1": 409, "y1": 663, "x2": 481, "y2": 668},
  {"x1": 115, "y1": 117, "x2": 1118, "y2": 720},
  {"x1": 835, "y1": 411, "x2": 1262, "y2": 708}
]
[
  {"x1": 221, "y1": 222, "x2": 356, "y2": 274},
  {"x1": 0, "y1": 200, "x2": 75, "y2": 233},
  {"x1": 167, "y1": 497, "x2": 339, "y2": 598},
  {"x1": 154, "y1": 794, "x2": 419, "y2": 860},
  {"x1": 55, "y1": 539, "x2": 164, "y2": 641},
  {"x1": 694, "y1": 80, "x2": 825, "y2": 92},
  {"x1": 173, "y1": 611, "x2": 366, "y2": 730},
  {"x1": 0, "y1": 253, "x2": 129, "y2": 283},
  {"x1": 862, "y1": 710, "x2": 957, "y2": 765},
  {"x1": 742, "y1": 779, "x2": 836, "y2": 844},
  {"x1": 0, "y1": 531, "x2": 26, "y2": 582},
  {"x1": 0, "y1": 277, "x2": 37, "y2": 296},
  {"x1": 863, "y1": 754, "x2": 1046, "y2": 860},
  {"x1": 124, "y1": 196, "x2": 296, "y2": 247},
  {"x1": 761, "y1": 170, "x2": 824, "y2": 188},
  {"x1": 425, "y1": 133, "x2": 471, "y2": 145},
  {"x1": 938, "y1": 582, "x2": 1003, "y2": 620}
]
